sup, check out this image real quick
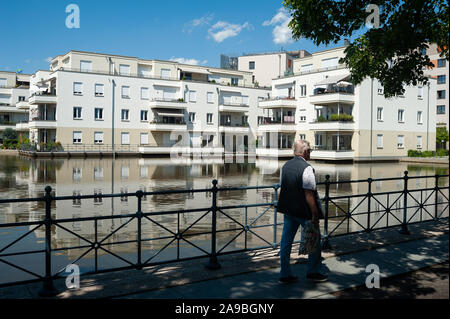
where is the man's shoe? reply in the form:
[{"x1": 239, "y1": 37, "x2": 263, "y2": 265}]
[
  {"x1": 279, "y1": 276, "x2": 298, "y2": 284},
  {"x1": 306, "y1": 273, "x2": 328, "y2": 282}
]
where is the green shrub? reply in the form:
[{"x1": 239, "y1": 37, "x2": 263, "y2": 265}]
[
  {"x1": 421, "y1": 151, "x2": 436, "y2": 157},
  {"x1": 408, "y1": 150, "x2": 422, "y2": 157},
  {"x1": 317, "y1": 115, "x2": 326, "y2": 122},
  {"x1": 436, "y1": 149, "x2": 449, "y2": 157}
]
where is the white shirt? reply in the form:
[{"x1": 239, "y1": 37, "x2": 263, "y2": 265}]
[{"x1": 280, "y1": 157, "x2": 317, "y2": 190}]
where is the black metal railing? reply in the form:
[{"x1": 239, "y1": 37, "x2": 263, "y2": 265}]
[{"x1": 0, "y1": 171, "x2": 448, "y2": 295}]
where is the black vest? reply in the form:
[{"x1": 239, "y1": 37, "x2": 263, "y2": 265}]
[{"x1": 277, "y1": 156, "x2": 314, "y2": 219}]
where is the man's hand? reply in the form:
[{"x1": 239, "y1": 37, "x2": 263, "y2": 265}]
[{"x1": 305, "y1": 190, "x2": 319, "y2": 228}]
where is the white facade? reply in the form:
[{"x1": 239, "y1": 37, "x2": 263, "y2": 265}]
[{"x1": 256, "y1": 47, "x2": 437, "y2": 160}]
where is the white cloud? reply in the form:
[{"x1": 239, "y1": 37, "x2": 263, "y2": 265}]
[
  {"x1": 183, "y1": 13, "x2": 214, "y2": 33},
  {"x1": 45, "y1": 57, "x2": 53, "y2": 63},
  {"x1": 208, "y1": 21, "x2": 251, "y2": 43},
  {"x1": 263, "y1": 8, "x2": 294, "y2": 45}
]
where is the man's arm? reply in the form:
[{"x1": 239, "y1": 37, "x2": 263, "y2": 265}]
[{"x1": 305, "y1": 190, "x2": 319, "y2": 227}]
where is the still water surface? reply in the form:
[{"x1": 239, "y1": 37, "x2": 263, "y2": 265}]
[{"x1": 0, "y1": 155, "x2": 448, "y2": 284}]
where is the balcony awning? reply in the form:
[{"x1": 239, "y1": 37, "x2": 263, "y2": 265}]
[
  {"x1": 180, "y1": 66, "x2": 211, "y2": 75},
  {"x1": 315, "y1": 73, "x2": 351, "y2": 86},
  {"x1": 156, "y1": 112, "x2": 184, "y2": 118}
]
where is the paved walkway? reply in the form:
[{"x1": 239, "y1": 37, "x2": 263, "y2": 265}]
[{"x1": 0, "y1": 219, "x2": 448, "y2": 299}]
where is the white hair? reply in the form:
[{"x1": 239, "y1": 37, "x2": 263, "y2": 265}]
[{"x1": 294, "y1": 140, "x2": 311, "y2": 156}]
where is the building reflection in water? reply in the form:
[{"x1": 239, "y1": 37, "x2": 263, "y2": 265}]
[{"x1": 0, "y1": 154, "x2": 448, "y2": 280}]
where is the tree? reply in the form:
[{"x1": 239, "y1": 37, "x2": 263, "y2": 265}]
[
  {"x1": 1, "y1": 128, "x2": 17, "y2": 141},
  {"x1": 436, "y1": 126, "x2": 449, "y2": 148},
  {"x1": 283, "y1": 0, "x2": 449, "y2": 97}
]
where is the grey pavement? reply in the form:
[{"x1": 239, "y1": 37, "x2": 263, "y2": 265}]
[{"x1": 117, "y1": 234, "x2": 449, "y2": 299}]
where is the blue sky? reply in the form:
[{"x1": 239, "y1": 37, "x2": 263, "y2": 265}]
[{"x1": 0, "y1": 0, "x2": 352, "y2": 74}]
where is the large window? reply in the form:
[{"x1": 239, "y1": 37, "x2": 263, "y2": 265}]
[
  {"x1": 121, "y1": 109, "x2": 129, "y2": 121},
  {"x1": 73, "y1": 107, "x2": 82, "y2": 120},
  {"x1": 438, "y1": 59, "x2": 446, "y2": 68},
  {"x1": 80, "y1": 61, "x2": 92, "y2": 72},
  {"x1": 121, "y1": 86, "x2": 130, "y2": 99},
  {"x1": 249, "y1": 61, "x2": 255, "y2": 70},
  {"x1": 119, "y1": 64, "x2": 130, "y2": 76},
  {"x1": 161, "y1": 69, "x2": 171, "y2": 79},
  {"x1": 95, "y1": 108, "x2": 103, "y2": 120},
  {"x1": 437, "y1": 90, "x2": 446, "y2": 99},
  {"x1": 377, "y1": 107, "x2": 383, "y2": 121},
  {"x1": 437, "y1": 75, "x2": 446, "y2": 85},
  {"x1": 73, "y1": 131, "x2": 82, "y2": 144},
  {"x1": 94, "y1": 132, "x2": 103, "y2": 144},
  {"x1": 437, "y1": 105, "x2": 446, "y2": 114},
  {"x1": 95, "y1": 84, "x2": 104, "y2": 97},
  {"x1": 231, "y1": 78, "x2": 239, "y2": 86},
  {"x1": 73, "y1": 82, "x2": 83, "y2": 95},
  {"x1": 0, "y1": 78, "x2": 7, "y2": 87}
]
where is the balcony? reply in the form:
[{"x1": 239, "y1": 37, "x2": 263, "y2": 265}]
[
  {"x1": 256, "y1": 148, "x2": 294, "y2": 158},
  {"x1": 257, "y1": 116, "x2": 296, "y2": 132},
  {"x1": 310, "y1": 114, "x2": 355, "y2": 131},
  {"x1": 15, "y1": 122, "x2": 29, "y2": 131},
  {"x1": 28, "y1": 120, "x2": 57, "y2": 129},
  {"x1": 16, "y1": 101, "x2": 30, "y2": 110},
  {"x1": 310, "y1": 85, "x2": 354, "y2": 105},
  {"x1": 0, "y1": 105, "x2": 28, "y2": 113},
  {"x1": 310, "y1": 147, "x2": 355, "y2": 160},
  {"x1": 148, "y1": 118, "x2": 187, "y2": 131},
  {"x1": 149, "y1": 98, "x2": 187, "y2": 110},
  {"x1": 219, "y1": 102, "x2": 249, "y2": 113},
  {"x1": 258, "y1": 97, "x2": 297, "y2": 109},
  {"x1": 29, "y1": 93, "x2": 57, "y2": 105},
  {"x1": 219, "y1": 123, "x2": 250, "y2": 133}
]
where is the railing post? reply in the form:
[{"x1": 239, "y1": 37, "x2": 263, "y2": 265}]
[
  {"x1": 205, "y1": 179, "x2": 221, "y2": 270},
  {"x1": 434, "y1": 174, "x2": 439, "y2": 220},
  {"x1": 322, "y1": 175, "x2": 332, "y2": 250},
  {"x1": 366, "y1": 178, "x2": 372, "y2": 232},
  {"x1": 38, "y1": 186, "x2": 58, "y2": 297},
  {"x1": 272, "y1": 184, "x2": 279, "y2": 249},
  {"x1": 399, "y1": 171, "x2": 411, "y2": 235},
  {"x1": 136, "y1": 190, "x2": 143, "y2": 270}
]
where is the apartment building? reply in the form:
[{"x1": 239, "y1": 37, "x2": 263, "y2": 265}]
[
  {"x1": 424, "y1": 43, "x2": 449, "y2": 149},
  {"x1": 24, "y1": 50, "x2": 270, "y2": 153},
  {"x1": 0, "y1": 71, "x2": 30, "y2": 141},
  {"x1": 256, "y1": 46, "x2": 437, "y2": 161},
  {"x1": 238, "y1": 50, "x2": 311, "y2": 88}
]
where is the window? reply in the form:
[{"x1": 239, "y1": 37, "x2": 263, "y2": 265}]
[
  {"x1": 377, "y1": 107, "x2": 383, "y2": 121},
  {"x1": 417, "y1": 111, "x2": 423, "y2": 124},
  {"x1": 242, "y1": 115, "x2": 248, "y2": 125},
  {"x1": 299, "y1": 134, "x2": 306, "y2": 140},
  {"x1": 94, "y1": 108, "x2": 103, "y2": 120},
  {"x1": 141, "y1": 87, "x2": 149, "y2": 100},
  {"x1": 94, "y1": 168, "x2": 103, "y2": 180},
  {"x1": 314, "y1": 134, "x2": 322, "y2": 146},
  {"x1": 121, "y1": 86, "x2": 130, "y2": 99},
  {"x1": 397, "y1": 135, "x2": 404, "y2": 149},
  {"x1": 300, "y1": 85, "x2": 307, "y2": 97},
  {"x1": 437, "y1": 75, "x2": 446, "y2": 85},
  {"x1": 140, "y1": 110, "x2": 148, "y2": 121},
  {"x1": 418, "y1": 86, "x2": 423, "y2": 99},
  {"x1": 121, "y1": 132, "x2": 130, "y2": 145},
  {"x1": 242, "y1": 96, "x2": 249, "y2": 105},
  {"x1": 398, "y1": 109, "x2": 405, "y2": 123},
  {"x1": 321, "y1": 57, "x2": 338, "y2": 69},
  {"x1": 207, "y1": 92, "x2": 214, "y2": 103},
  {"x1": 73, "y1": 82, "x2": 83, "y2": 95},
  {"x1": 378, "y1": 81, "x2": 384, "y2": 94},
  {"x1": 258, "y1": 116, "x2": 264, "y2": 125},
  {"x1": 189, "y1": 90, "x2": 197, "y2": 102},
  {"x1": 73, "y1": 131, "x2": 82, "y2": 144},
  {"x1": 288, "y1": 59, "x2": 292, "y2": 68},
  {"x1": 437, "y1": 90, "x2": 446, "y2": 99},
  {"x1": 119, "y1": 64, "x2": 130, "y2": 76},
  {"x1": 300, "y1": 64, "x2": 313, "y2": 72},
  {"x1": 161, "y1": 68, "x2": 171, "y2": 79},
  {"x1": 140, "y1": 133, "x2": 149, "y2": 145},
  {"x1": 437, "y1": 105, "x2": 446, "y2": 114},
  {"x1": 94, "y1": 132, "x2": 103, "y2": 144},
  {"x1": 95, "y1": 84, "x2": 104, "y2": 97},
  {"x1": 299, "y1": 116, "x2": 306, "y2": 122},
  {"x1": 121, "y1": 109, "x2": 129, "y2": 121},
  {"x1": 417, "y1": 136, "x2": 422, "y2": 149},
  {"x1": 206, "y1": 113, "x2": 213, "y2": 124},
  {"x1": 377, "y1": 134, "x2": 383, "y2": 148},
  {"x1": 18, "y1": 96, "x2": 25, "y2": 102},
  {"x1": 0, "y1": 78, "x2": 7, "y2": 87},
  {"x1": 73, "y1": 107, "x2": 82, "y2": 120},
  {"x1": 231, "y1": 78, "x2": 239, "y2": 86},
  {"x1": 438, "y1": 59, "x2": 446, "y2": 68},
  {"x1": 189, "y1": 112, "x2": 196, "y2": 122},
  {"x1": 80, "y1": 61, "x2": 92, "y2": 72},
  {"x1": 249, "y1": 61, "x2": 255, "y2": 70}
]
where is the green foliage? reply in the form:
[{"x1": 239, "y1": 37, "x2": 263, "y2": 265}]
[
  {"x1": 436, "y1": 127, "x2": 449, "y2": 144},
  {"x1": 436, "y1": 148, "x2": 449, "y2": 157},
  {"x1": 1, "y1": 128, "x2": 17, "y2": 141},
  {"x1": 283, "y1": 0, "x2": 449, "y2": 97},
  {"x1": 407, "y1": 149, "x2": 449, "y2": 157},
  {"x1": 329, "y1": 113, "x2": 354, "y2": 121},
  {"x1": 317, "y1": 115, "x2": 326, "y2": 122}
]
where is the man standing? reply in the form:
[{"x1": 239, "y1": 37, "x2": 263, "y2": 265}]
[{"x1": 277, "y1": 140, "x2": 328, "y2": 283}]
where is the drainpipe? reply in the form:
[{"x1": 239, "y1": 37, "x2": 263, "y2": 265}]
[
  {"x1": 111, "y1": 79, "x2": 116, "y2": 154},
  {"x1": 426, "y1": 82, "x2": 430, "y2": 150},
  {"x1": 370, "y1": 78, "x2": 374, "y2": 160}
]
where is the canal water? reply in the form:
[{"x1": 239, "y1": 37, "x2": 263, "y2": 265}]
[{"x1": 0, "y1": 154, "x2": 448, "y2": 285}]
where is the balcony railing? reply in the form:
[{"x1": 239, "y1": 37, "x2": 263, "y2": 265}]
[
  {"x1": 314, "y1": 145, "x2": 353, "y2": 151},
  {"x1": 0, "y1": 172, "x2": 446, "y2": 294},
  {"x1": 313, "y1": 85, "x2": 354, "y2": 95},
  {"x1": 314, "y1": 114, "x2": 354, "y2": 122},
  {"x1": 260, "y1": 117, "x2": 295, "y2": 125},
  {"x1": 150, "y1": 119, "x2": 186, "y2": 125}
]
